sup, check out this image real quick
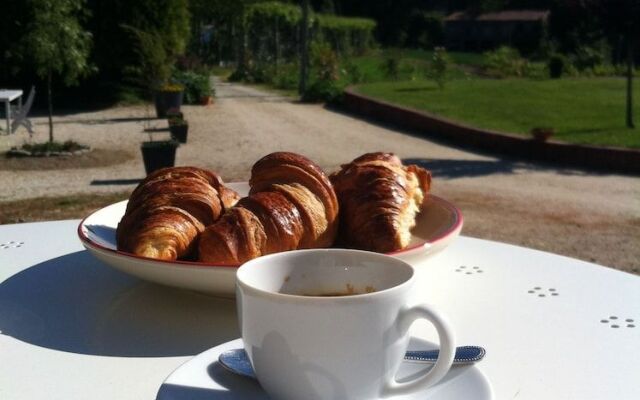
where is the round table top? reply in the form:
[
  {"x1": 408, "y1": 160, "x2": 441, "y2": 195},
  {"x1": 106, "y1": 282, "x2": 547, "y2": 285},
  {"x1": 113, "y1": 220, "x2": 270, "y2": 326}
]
[
  {"x1": 0, "y1": 89, "x2": 23, "y2": 101},
  {"x1": 0, "y1": 220, "x2": 638, "y2": 400}
]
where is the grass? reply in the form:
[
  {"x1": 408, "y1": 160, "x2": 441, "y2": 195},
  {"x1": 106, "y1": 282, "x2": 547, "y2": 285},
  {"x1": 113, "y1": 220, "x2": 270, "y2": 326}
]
[
  {"x1": 0, "y1": 192, "x2": 129, "y2": 225},
  {"x1": 355, "y1": 77, "x2": 640, "y2": 148}
]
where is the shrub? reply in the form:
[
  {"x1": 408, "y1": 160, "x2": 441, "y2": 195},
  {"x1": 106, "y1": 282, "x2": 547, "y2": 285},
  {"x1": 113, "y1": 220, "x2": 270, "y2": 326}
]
[
  {"x1": 248, "y1": 63, "x2": 276, "y2": 84},
  {"x1": 310, "y1": 42, "x2": 340, "y2": 82},
  {"x1": 158, "y1": 83, "x2": 185, "y2": 92},
  {"x1": 483, "y1": 46, "x2": 528, "y2": 78},
  {"x1": 429, "y1": 47, "x2": 450, "y2": 89},
  {"x1": 117, "y1": 0, "x2": 190, "y2": 89},
  {"x1": 228, "y1": 68, "x2": 251, "y2": 82},
  {"x1": 405, "y1": 60, "x2": 422, "y2": 81},
  {"x1": 273, "y1": 63, "x2": 299, "y2": 90},
  {"x1": 302, "y1": 79, "x2": 343, "y2": 103},
  {"x1": 342, "y1": 61, "x2": 365, "y2": 84},
  {"x1": 166, "y1": 108, "x2": 183, "y2": 119},
  {"x1": 18, "y1": 140, "x2": 89, "y2": 154},
  {"x1": 548, "y1": 54, "x2": 566, "y2": 78},
  {"x1": 172, "y1": 70, "x2": 211, "y2": 104},
  {"x1": 588, "y1": 64, "x2": 635, "y2": 77},
  {"x1": 571, "y1": 42, "x2": 609, "y2": 71},
  {"x1": 303, "y1": 42, "x2": 342, "y2": 103},
  {"x1": 315, "y1": 14, "x2": 376, "y2": 56},
  {"x1": 524, "y1": 62, "x2": 548, "y2": 80},
  {"x1": 383, "y1": 57, "x2": 400, "y2": 80}
]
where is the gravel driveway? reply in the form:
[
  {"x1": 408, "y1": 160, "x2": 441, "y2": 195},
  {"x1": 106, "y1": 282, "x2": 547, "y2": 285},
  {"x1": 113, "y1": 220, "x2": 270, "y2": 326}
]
[{"x1": 2, "y1": 79, "x2": 639, "y2": 272}]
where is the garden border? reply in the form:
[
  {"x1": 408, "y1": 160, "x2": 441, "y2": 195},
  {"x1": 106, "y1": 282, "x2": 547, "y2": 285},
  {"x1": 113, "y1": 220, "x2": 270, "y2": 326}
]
[{"x1": 343, "y1": 86, "x2": 640, "y2": 174}]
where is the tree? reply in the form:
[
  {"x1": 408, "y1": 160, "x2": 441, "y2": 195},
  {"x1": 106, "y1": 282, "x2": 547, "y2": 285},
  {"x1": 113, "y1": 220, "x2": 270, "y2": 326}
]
[
  {"x1": 589, "y1": 0, "x2": 639, "y2": 128},
  {"x1": 299, "y1": 0, "x2": 310, "y2": 95},
  {"x1": 88, "y1": 0, "x2": 189, "y2": 84},
  {"x1": 22, "y1": 0, "x2": 93, "y2": 142}
]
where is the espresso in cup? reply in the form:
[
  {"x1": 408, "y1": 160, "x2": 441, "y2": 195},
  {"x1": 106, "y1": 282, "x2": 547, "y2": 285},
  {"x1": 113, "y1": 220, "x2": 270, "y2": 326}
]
[
  {"x1": 300, "y1": 283, "x2": 376, "y2": 297},
  {"x1": 236, "y1": 249, "x2": 455, "y2": 400}
]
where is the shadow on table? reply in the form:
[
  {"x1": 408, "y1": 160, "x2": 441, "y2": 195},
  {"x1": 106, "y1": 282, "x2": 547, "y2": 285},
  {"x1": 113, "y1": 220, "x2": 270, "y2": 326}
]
[
  {"x1": 0, "y1": 251, "x2": 239, "y2": 357},
  {"x1": 157, "y1": 362, "x2": 264, "y2": 400}
]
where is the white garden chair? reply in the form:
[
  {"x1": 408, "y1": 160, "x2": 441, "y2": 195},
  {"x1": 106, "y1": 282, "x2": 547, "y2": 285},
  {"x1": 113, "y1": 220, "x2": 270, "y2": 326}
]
[{"x1": 11, "y1": 86, "x2": 35, "y2": 135}]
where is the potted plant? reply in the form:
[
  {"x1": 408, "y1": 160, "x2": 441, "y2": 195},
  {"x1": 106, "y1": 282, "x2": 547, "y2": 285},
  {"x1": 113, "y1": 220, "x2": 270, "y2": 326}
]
[
  {"x1": 201, "y1": 94, "x2": 214, "y2": 105},
  {"x1": 530, "y1": 127, "x2": 555, "y2": 142},
  {"x1": 173, "y1": 70, "x2": 214, "y2": 106},
  {"x1": 141, "y1": 139, "x2": 179, "y2": 174},
  {"x1": 154, "y1": 83, "x2": 184, "y2": 118},
  {"x1": 168, "y1": 116, "x2": 189, "y2": 143},
  {"x1": 166, "y1": 107, "x2": 184, "y2": 120},
  {"x1": 141, "y1": 109, "x2": 179, "y2": 174},
  {"x1": 200, "y1": 78, "x2": 215, "y2": 105}
]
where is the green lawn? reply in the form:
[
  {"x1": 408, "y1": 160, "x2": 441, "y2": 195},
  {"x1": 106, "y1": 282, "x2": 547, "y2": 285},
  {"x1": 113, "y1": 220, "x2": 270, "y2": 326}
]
[{"x1": 355, "y1": 78, "x2": 640, "y2": 148}]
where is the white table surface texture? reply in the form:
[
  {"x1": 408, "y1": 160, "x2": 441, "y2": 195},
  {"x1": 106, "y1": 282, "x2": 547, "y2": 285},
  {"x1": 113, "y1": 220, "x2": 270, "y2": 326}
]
[{"x1": 0, "y1": 220, "x2": 638, "y2": 400}]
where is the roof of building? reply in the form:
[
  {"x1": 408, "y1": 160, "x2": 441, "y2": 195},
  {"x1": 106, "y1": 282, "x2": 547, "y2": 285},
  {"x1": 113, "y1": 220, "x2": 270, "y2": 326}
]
[{"x1": 445, "y1": 10, "x2": 550, "y2": 22}]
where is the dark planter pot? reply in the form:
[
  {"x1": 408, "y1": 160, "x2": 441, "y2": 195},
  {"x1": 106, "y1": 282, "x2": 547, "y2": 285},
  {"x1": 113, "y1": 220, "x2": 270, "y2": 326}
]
[
  {"x1": 154, "y1": 90, "x2": 184, "y2": 118},
  {"x1": 140, "y1": 141, "x2": 179, "y2": 175},
  {"x1": 169, "y1": 123, "x2": 189, "y2": 143}
]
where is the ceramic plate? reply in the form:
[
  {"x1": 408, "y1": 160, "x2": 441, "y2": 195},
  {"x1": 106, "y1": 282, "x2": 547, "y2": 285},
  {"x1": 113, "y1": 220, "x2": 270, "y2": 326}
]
[
  {"x1": 157, "y1": 337, "x2": 492, "y2": 400},
  {"x1": 78, "y1": 182, "x2": 463, "y2": 297}
]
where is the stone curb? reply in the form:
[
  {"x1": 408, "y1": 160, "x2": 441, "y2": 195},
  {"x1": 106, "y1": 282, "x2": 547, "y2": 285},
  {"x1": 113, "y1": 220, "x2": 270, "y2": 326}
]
[{"x1": 343, "y1": 87, "x2": 640, "y2": 175}]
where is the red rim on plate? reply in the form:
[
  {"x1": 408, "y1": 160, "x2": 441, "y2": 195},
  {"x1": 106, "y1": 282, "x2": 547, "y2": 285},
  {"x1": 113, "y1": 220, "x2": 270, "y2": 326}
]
[{"x1": 77, "y1": 195, "x2": 463, "y2": 269}]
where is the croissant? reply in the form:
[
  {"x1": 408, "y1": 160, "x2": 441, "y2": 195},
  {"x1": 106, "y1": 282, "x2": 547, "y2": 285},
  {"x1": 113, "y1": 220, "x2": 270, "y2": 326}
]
[
  {"x1": 198, "y1": 152, "x2": 339, "y2": 264},
  {"x1": 329, "y1": 152, "x2": 431, "y2": 253},
  {"x1": 117, "y1": 166, "x2": 240, "y2": 260}
]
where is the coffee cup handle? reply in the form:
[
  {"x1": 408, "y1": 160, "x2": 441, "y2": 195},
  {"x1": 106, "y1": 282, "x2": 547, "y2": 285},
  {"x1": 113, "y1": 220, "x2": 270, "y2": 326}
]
[{"x1": 381, "y1": 304, "x2": 456, "y2": 398}]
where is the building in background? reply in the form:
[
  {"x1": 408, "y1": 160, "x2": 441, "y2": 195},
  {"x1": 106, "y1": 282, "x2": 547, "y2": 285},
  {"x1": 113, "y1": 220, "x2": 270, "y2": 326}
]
[{"x1": 444, "y1": 10, "x2": 549, "y2": 53}]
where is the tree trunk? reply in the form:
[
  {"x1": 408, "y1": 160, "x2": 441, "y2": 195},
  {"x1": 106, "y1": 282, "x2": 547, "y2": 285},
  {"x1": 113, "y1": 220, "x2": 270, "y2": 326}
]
[
  {"x1": 299, "y1": 0, "x2": 310, "y2": 96},
  {"x1": 626, "y1": 35, "x2": 635, "y2": 129},
  {"x1": 274, "y1": 17, "x2": 280, "y2": 74},
  {"x1": 47, "y1": 69, "x2": 54, "y2": 143},
  {"x1": 232, "y1": 23, "x2": 239, "y2": 68}
]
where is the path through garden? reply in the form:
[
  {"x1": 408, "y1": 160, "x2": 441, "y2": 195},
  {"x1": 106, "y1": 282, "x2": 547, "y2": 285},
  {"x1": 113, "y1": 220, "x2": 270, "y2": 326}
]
[{"x1": 1, "y1": 78, "x2": 638, "y2": 273}]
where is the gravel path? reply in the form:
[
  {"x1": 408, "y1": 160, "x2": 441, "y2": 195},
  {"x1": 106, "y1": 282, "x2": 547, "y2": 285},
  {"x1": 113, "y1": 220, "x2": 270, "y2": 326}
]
[{"x1": 1, "y1": 79, "x2": 639, "y2": 272}]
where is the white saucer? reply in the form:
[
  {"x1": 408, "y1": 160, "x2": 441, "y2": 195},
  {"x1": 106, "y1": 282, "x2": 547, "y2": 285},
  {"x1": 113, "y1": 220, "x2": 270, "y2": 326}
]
[{"x1": 157, "y1": 337, "x2": 492, "y2": 400}]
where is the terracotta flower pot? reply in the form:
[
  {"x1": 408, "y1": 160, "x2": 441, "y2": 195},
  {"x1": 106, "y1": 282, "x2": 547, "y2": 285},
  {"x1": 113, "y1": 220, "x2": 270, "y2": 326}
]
[
  {"x1": 530, "y1": 127, "x2": 554, "y2": 142},
  {"x1": 200, "y1": 95, "x2": 214, "y2": 106}
]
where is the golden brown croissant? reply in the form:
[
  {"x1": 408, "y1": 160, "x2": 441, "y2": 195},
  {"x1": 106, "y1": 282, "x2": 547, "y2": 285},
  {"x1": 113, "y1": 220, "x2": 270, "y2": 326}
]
[
  {"x1": 198, "y1": 152, "x2": 339, "y2": 264},
  {"x1": 329, "y1": 152, "x2": 431, "y2": 253},
  {"x1": 117, "y1": 166, "x2": 240, "y2": 260}
]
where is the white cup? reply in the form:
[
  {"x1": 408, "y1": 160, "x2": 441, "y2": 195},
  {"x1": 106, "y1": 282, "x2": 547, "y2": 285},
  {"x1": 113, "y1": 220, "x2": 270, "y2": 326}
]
[{"x1": 236, "y1": 249, "x2": 455, "y2": 400}]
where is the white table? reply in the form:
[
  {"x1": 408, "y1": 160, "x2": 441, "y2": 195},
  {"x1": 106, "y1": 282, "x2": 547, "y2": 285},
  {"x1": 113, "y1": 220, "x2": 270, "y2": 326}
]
[
  {"x1": 0, "y1": 89, "x2": 23, "y2": 134},
  {"x1": 0, "y1": 220, "x2": 638, "y2": 399}
]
